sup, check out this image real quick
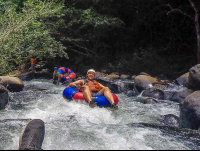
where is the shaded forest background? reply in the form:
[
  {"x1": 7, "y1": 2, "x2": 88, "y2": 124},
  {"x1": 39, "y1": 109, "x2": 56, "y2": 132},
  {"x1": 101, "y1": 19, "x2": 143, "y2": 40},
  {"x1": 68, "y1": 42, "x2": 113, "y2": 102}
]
[{"x1": 0, "y1": 0, "x2": 199, "y2": 79}]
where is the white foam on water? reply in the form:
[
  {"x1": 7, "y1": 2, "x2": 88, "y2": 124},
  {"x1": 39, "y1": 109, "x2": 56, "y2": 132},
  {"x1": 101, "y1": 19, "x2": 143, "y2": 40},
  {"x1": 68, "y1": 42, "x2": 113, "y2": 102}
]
[{"x1": 129, "y1": 128, "x2": 189, "y2": 150}]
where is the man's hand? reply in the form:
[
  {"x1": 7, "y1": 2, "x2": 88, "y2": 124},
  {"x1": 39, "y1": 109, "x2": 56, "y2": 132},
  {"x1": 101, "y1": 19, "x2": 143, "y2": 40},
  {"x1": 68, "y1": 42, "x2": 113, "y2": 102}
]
[
  {"x1": 69, "y1": 83, "x2": 76, "y2": 87},
  {"x1": 69, "y1": 80, "x2": 84, "y2": 88},
  {"x1": 76, "y1": 84, "x2": 82, "y2": 90}
]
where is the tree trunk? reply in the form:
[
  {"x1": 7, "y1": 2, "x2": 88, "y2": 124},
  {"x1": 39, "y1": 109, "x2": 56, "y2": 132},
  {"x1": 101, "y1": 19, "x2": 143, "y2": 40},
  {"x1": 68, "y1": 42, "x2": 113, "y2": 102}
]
[{"x1": 189, "y1": 0, "x2": 200, "y2": 63}]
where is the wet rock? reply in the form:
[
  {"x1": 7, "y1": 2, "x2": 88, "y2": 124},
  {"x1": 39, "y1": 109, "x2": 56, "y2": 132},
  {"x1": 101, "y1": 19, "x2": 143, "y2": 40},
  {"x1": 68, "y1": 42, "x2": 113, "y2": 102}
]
[
  {"x1": 169, "y1": 89, "x2": 194, "y2": 103},
  {"x1": 96, "y1": 76, "x2": 134, "y2": 93},
  {"x1": 136, "y1": 96, "x2": 159, "y2": 104},
  {"x1": 0, "y1": 84, "x2": 9, "y2": 93},
  {"x1": 0, "y1": 76, "x2": 24, "y2": 92},
  {"x1": 18, "y1": 69, "x2": 52, "y2": 81},
  {"x1": 142, "y1": 88, "x2": 164, "y2": 100},
  {"x1": 25, "y1": 84, "x2": 49, "y2": 91},
  {"x1": 180, "y1": 91, "x2": 200, "y2": 130},
  {"x1": 106, "y1": 73, "x2": 120, "y2": 79},
  {"x1": 9, "y1": 90, "x2": 44, "y2": 103},
  {"x1": 112, "y1": 80, "x2": 134, "y2": 93},
  {"x1": 120, "y1": 74, "x2": 130, "y2": 80},
  {"x1": 126, "y1": 90, "x2": 137, "y2": 97},
  {"x1": 159, "y1": 114, "x2": 179, "y2": 127},
  {"x1": 156, "y1": 74, "x2": 168, "y2": 81},
  {"x1": 62, "y1": 79, "x2": 74, "y2": 86},
  {"x1": 96, "y1": 77, "x2": 120, "y2": 93},
  {"x1": 131, "y1": 75, "x2": 136, "y2": 80},
  {"x1": 188, "y1": 64, "x2": 200, "y2": 90},
  {"x1": 175, "y1": 72, "x2": 189, "y2": 86},
  {"x1": 143, "y1": 98, "x2": 158, "y2": 104},
  {"x1": 0, "y1": 85, "x2": 9, "y2": 110},
  {"x1": 163, "y1": 91, "x2": 177, "y2": 101},
  {"x1": 18, "y1": 72, "x2": 33, "y2": 81},
  {"x1": 134, "y1": 75, "x2": 161, "y2": 93},
  {"x1": 0, "y1": 92, "x2": 9, "y2": 110}
]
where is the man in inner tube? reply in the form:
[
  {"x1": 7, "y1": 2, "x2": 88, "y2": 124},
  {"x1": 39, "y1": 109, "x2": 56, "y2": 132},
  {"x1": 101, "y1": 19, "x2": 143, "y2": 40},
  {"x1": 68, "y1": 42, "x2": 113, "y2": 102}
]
[
  {"x1": 53, "y1": 67, "x2": 76, "y2": 85},
  {"x1": 69, "y1": 69, "x2": 118, "y2": 110}
]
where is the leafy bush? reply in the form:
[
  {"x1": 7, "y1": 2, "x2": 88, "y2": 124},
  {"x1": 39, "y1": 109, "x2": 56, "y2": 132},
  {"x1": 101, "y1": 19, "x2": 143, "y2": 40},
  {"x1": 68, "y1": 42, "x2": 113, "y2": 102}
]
[{"x1": 0, "y1": 0, "x2": 67, "y2": 74}]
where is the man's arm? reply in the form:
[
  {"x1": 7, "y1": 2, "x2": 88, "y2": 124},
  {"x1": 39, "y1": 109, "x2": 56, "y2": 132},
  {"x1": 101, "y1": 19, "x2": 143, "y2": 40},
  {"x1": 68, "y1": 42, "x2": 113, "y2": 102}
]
[
  {"x1": 52, "y1": 72, "x2": 56, "y2": 83},
  {"x1": 57, "y1": 76, "x2": 61, "y2": 85},
  {"x1": 52, "y1": 71, "x2": 57, "y2": 79},
  {"x1": 69, "y1": 80, "x2": 85, "y2": 87},
  {"x1": 52, "y1": 73, "x2": 55, "y2": 80}
]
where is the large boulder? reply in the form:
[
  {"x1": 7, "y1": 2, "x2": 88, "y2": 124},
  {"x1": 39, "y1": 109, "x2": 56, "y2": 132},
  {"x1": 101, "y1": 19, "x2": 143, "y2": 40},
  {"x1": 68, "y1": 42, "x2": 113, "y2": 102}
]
[
  {"x1": 188, "y1": 64, "x2": 200, "y2": 90},
  {"x1": 175, "y1": 72, "x2": 189, "y2": 86},
  {"x1": 180, "y1": 91, "x2": 200, "y2": 130},
  {"x1": 134, "y1": 75, "x2": 163, "y2": 93},
  {"x1": 0, "y1": 76, "x2": 24, "y2": 92},
  {"x1": 0, "y1": 84, "x2": 9, "y2": 110}
]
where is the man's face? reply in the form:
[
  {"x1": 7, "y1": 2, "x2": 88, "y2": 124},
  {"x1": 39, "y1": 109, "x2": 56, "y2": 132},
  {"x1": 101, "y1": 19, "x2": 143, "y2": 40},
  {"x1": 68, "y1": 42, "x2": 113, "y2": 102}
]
[{"x1": 87, "y1": 72, "x2": 95, "y2": 80}]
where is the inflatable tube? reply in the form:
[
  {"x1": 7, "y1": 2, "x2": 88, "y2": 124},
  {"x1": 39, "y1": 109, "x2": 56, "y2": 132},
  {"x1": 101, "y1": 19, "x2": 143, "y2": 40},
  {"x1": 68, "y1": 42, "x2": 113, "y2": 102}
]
[
  {"x1": 63, "y1": 86, "x2": 119, "y2": 107},
  {"x1": 63, "y1": 72, "x2": 76, "y2": 80},
  {"x1": 57, "y1": 67, "x2": 76, "y2": 81}
]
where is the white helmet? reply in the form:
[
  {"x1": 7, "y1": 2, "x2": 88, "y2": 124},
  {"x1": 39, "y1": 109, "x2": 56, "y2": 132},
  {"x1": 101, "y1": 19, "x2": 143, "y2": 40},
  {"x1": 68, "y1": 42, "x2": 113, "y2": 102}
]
[{"x1": 87, "y1": 69, "x2": 96, "y2": 74}]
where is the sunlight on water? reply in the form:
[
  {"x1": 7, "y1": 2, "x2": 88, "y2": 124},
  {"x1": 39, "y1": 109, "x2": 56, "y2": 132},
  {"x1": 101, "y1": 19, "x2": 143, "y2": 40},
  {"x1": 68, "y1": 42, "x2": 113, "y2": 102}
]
[{"x1": 0, "y1": 80, "x2": 197, "y2": 150}]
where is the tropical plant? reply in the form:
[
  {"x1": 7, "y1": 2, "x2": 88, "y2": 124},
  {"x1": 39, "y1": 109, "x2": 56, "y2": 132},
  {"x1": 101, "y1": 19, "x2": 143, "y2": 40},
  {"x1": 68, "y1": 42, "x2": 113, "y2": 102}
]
[{"x1": 0, "y1": 0, "x2": 67, "y2": 74}]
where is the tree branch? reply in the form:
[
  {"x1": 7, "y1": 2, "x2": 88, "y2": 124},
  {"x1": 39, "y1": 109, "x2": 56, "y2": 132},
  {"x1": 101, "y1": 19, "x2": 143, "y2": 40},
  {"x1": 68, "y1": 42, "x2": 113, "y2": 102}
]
[
  {"x1": 67, "y1": 39, "x2": 96, "y2": 55},
  {"x1": 68, "y1": 48, "x2": 90, "y2": 56},
  {"x1": 65, "y1": 28, "x2": 96, "y2": 54},
  {"x1": 157, "y1": 0, "x2": 194, "y2": 21},
  {"x1": 188, "y1": 0, "x2": 198, "y2": 17},
  {"x1": 188, "y1": 0, "x2": 200, "y2": 63}
]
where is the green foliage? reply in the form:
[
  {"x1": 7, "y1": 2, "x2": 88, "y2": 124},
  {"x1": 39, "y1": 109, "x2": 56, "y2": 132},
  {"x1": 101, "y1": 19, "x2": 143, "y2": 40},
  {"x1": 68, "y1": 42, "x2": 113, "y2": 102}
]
[
  {"x1": 58, "y1": 3, "x2": 125, "y2": 70},
  {"x1": 0, "y1": 0, "x2": 67, "y2": 74}
]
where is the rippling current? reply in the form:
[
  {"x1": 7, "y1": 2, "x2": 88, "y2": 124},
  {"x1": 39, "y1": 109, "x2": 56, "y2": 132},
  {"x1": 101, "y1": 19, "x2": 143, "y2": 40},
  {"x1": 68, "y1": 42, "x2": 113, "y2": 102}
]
[{"x1": 0, "y1": 79, "x2": 200, "y2": 150}]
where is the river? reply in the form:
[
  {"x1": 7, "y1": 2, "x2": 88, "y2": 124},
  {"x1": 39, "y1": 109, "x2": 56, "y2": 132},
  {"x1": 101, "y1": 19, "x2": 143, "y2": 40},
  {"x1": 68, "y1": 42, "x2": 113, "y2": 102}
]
[{"x1": 0, "y1": 79, "x2": 200, "y2": 150}]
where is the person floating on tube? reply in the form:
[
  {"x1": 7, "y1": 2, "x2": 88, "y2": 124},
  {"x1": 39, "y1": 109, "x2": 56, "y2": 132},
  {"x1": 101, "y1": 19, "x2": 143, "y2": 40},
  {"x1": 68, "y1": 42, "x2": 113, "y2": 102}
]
[
  {"x1": 53, "y1": 67, "x2": 76, "y2": 85},
  {"x1": 69, "y1": 69, "x2": 118, "y2": 110}
]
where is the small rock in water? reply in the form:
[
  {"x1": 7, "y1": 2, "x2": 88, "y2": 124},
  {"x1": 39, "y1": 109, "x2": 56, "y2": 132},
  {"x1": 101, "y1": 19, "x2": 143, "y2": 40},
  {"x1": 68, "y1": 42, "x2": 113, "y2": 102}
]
[{"x1": 159, "y1": 114, "x2": 179, "y2": 127}]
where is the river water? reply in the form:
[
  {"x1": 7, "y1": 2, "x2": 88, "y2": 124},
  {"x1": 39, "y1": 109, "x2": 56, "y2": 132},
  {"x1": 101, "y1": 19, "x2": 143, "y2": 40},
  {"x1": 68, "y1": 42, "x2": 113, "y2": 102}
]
[{"x1": 0, "y1": 79, "x2": 200, "y2": 150}]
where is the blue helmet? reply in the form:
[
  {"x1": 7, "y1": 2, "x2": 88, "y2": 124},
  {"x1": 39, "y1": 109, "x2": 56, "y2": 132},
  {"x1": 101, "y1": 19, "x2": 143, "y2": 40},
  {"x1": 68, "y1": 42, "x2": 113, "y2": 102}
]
[{"x1": 54, "y1": 67, "x2": 58, "y2": 70}]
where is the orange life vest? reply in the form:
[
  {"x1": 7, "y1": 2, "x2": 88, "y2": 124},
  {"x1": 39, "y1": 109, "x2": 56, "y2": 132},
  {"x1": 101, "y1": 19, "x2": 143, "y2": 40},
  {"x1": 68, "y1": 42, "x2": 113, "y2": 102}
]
[
  {"x1": 86, "y1": 80, "x2": 101, "y2": 92},
  {"x1": 31, "y1": 58, "x2": 36, "y2": 65}
]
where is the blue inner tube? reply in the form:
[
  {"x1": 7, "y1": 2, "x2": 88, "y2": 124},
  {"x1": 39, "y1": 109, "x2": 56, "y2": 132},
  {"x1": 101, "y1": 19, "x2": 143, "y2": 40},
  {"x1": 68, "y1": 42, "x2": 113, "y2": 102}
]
[
  {"x1": 63, "y1": 87, "x2": 78, "y2": 100},
  {"x1": 63, "y1": 87, "x2": 116, "y2": 107}
]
